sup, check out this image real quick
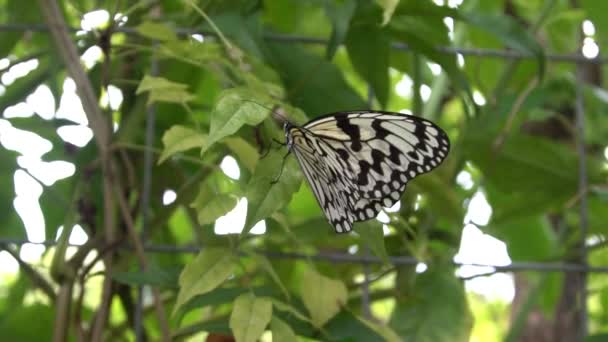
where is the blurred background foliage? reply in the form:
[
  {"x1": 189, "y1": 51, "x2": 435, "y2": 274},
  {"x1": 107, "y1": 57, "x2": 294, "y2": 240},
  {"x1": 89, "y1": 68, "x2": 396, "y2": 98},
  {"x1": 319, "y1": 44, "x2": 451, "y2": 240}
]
[{"x1": 0, "y1": 0, "x2": 607, "y2": 341}]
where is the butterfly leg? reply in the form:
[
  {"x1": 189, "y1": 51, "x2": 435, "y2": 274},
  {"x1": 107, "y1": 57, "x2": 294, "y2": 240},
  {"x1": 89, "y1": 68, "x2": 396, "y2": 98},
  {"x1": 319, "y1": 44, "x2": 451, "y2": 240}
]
[
  {"x1": 261, "y1": 138, "x2": 286, "y2": 159},
  {"x1": 270, "y1": 151, "x2": 290, "y2": 184}
]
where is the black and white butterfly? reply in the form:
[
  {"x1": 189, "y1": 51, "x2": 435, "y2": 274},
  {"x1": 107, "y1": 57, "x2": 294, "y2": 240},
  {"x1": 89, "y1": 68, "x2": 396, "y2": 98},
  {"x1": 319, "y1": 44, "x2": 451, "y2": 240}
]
[{"x1": 283, "y1": 110, "x2": 450, "y2": 233}]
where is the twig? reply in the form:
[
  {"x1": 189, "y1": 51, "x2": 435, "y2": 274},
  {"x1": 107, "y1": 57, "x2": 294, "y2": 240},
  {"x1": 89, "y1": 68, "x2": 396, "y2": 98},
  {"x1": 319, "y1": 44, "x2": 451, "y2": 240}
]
[
  {"x1": 0, "y1": 243, "x2": 56, "y2": 300},
  {"x1": 574, "y1": 57, "x2": 590, "y2": 339},
  {"x1": 112, "y1": 161, "x2": 171, "y2": 341},
  {"x1": 493, "y1": 77, "x2": 539, "y2": 151}
]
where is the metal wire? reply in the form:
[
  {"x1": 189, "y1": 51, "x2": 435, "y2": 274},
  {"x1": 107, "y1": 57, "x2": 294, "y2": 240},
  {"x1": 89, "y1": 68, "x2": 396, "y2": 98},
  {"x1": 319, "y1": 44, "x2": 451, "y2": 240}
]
[
  {"x1": 3, "y1": 238, "x2": 608, "y2": 274},
  {"x1": 0, "y1": 23, "x2": 605, "y2": 64}
]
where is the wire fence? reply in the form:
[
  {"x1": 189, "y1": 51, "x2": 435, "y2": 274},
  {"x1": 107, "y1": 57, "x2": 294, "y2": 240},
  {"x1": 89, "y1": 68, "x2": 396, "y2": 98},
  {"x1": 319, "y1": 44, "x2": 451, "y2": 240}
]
[{"x1": 0, "y1": 19, "x2": 600, "y2": 339}]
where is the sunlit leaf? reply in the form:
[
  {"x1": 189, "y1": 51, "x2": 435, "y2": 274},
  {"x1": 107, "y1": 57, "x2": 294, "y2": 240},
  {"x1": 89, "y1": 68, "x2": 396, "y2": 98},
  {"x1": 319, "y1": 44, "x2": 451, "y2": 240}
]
[
  {"x1": 158, "y1": 125, "x2": 207, "y2": 164},
  {"x1": 301, "y1": 267, "x2": 347, "y2": 328},
  {"x1": 271, "y1": 316, "x2": 297, "y2": 341},
  {"x1": 376, "y1": 0, "x2": 400, "y2": 25},
  {"x1": 354, "y1": 221, "x2": 389, "y2": 263},
  {"x1": 173, "y1": 248, "x2": 235, "y2": 315},
  {"x1": 243, "y1": 150, "x2": 302, "y2": 233},
  {"x1": 192, "y1": 193, "x2": 238, "y2": 225},
  {"x1": 223, "y1": 137, "x2": 259, "y2": 172},
  {"x1": 136, "y1": 75, "x2": 195, "y2": 105},
  {"x1": 229, "y1": 293, "x2": 272, "y2": 342},
  {"x1": 136, "y1": 21, "x2": 178, "y2": 41},
  {"x1": 202, "y1": 88, "x2": 274, "y2": 155}
]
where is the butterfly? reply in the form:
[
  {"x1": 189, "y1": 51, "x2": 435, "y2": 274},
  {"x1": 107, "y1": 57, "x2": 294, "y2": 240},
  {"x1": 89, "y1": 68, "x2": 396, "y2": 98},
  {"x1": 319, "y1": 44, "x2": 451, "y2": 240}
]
[{"x1": 282, "y1": 110, "x2": 450, "y2": 233}]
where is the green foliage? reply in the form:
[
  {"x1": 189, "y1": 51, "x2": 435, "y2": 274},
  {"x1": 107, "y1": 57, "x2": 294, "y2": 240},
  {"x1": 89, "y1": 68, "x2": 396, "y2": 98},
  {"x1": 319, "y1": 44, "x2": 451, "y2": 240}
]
[
  {"x1": 2, "y1": 0, "x2": 607, "y2": 341},
  {"x1": 174, "y1": 248, "x2": 236, "y2": 315},
  {"x1": 229, "y1": 293, "x2": 272, "y2": 342},
  {"x1": 389, "y1": 266, "x2": 473, "y2": 342},
  {"x1": 300, "y1": 267, "x2": 348, "y2": 328}
]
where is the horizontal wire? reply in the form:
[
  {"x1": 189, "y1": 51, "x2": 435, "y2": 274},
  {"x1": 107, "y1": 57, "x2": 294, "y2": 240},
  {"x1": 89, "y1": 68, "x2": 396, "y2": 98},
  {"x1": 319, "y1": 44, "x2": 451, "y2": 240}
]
[
  {"x1": 0, "y1": 23, "x2": 605, "y2": 64},
  {"x1": 2, "y1": 238, "x2": 607, "y2": 273}
]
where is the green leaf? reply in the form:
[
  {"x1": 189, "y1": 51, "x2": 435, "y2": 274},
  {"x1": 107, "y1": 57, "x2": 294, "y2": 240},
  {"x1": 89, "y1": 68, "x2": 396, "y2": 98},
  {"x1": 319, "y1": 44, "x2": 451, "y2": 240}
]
[
  {"x1": 460, "y1": 12, "x2": 545, "y2": 79},
  {"x1": 376, "y1": 0, "x2": 400, "y2": 25},
  {"x1": 202, "y1": 88, "x2": 273, "y2": 155},
  {"x1": 587, "y1": 334, "x2": 608, "y2": 342},
  {"x1": 389, "y1": 17, "x2": 474, "y2": 109},
  {"x1": 136, "y1": 75, "x2": 195, "y2": 105},
  {"x1": 173, "y1": 248, "x2": 235, "y2": 315},
  {"x1": 249, "y1": 253, "x2": 291, "y2": 300},
  {"x1": 229, "y1": 294, "x2": 272, "y2": 342},
  {"x1": 136, "y1": 21, "x2": 178, "y2": 41},
  {"x1": 263, "y1": 0, "x2": 299, "y2": 32},
  {"x1": 158, "y1": 125, "x2": 207, "y2": 164},
  {"x1": 243, "y1": 150, "x2": 302, "y2": 233},
  {"x1": 266, "y1": 42, "x2": 367, "y2": 115},
  {"x1": 389, "y1": 266, "x2": 472, "y2": 341},
  {"x1": 301, "y1": 267, "x2": 347, "y2": 328},
  {"x1": 346, "y1": 11, "x2": 390, "y2": 107},
  {"x1": 0, "y1": 304, "x2": 54, "y2": 340},
  {"x1": 271, "y1": 316, "x2": 297, "y2": 341},
  {"x1": 581, "y1": 1, "x2": 608, "y2": 44},
  {"x1": 176, "y1": 287, "x2": 276, "y2": 322},
  {"x1": 323, "y1": 310, "x2": 387, "y2": 341},
  {"x1": 465, "y1": 134, "x2": 604, "y2": 223},
  {"x1": 192, "y1": 193, "x2": 239, "y2": 225},
  {"x1": 271, "y1": 299, "x2": 313, "y2": 324},
  {"x1": 354, "y1": 221, "x2": 389, "y2": 263},
  {"x1": 487, "y1": 215, "x2": 558, "y2": 262},
  {"x1": 357, "y1": 315, "x2": 401, "y2": 342},
  {"x1": 223, "y1": 137, "x2": 259, "y2": 172},
  {"x1": 325, "y1": 0, "x2": 357, "y2": 59}
]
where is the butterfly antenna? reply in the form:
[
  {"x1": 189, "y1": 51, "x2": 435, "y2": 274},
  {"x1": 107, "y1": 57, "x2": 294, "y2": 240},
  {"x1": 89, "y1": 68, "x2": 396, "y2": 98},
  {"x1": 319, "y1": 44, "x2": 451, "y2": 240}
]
[
  {"x1": 271, "y1": 151, "x2": 290, "y2": 184},
  {"x1": 239, "y1": 99, "x2": 291, "y2": 123}
]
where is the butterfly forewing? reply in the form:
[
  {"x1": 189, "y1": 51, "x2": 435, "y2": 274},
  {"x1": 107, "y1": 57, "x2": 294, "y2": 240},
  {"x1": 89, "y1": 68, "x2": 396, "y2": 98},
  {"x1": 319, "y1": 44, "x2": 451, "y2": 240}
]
[{"x1": 287, "y1": 111, "x2": 450, "y2": 233}]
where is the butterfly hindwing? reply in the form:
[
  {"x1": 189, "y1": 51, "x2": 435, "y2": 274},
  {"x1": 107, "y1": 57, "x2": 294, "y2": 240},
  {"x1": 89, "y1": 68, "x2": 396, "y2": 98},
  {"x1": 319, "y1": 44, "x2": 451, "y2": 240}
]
[{"x1": 287, "y1": 111, "x2": 450, "y2": 233}]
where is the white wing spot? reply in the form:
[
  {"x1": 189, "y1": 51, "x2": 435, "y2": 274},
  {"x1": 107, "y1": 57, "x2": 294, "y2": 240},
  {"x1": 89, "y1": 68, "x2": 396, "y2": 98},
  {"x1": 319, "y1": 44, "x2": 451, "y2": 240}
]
[
  {"x1": 430, "y1": 160, "x2": 437, "y2": 167},
  {"x1": 335, "y1": 223, "x2": 343, "y2": 233},
  {"x1": 409, "y1": 170, "x2": 416, "y2": 178},
  {"x1": 382, "y1": 184, "x2": 390, "y2": 193},
  {"x1": 400, "y1": 174, "x2": 408, "y2": 182},
  {"x1": 374, "y1": 203, "x2": 382, "y2": 212},
  {"x1": 366, "y1": 208, "x2": 374, "y2": 218},
  {"x1": 425, "y1": 164, "x2": 431, "y2": 171},
  {"x1": 374, "y1": 190, "x2": 382, "y2": 197},
  {"x1": 383, "y1": 197, "x2": 393, "y2": 207},
  {"x1": 391, "y1": 191, "x2": 400, "y2": 200},
  {"x1": 392, "y1": 180, "x2": 399, "y2": 188}
]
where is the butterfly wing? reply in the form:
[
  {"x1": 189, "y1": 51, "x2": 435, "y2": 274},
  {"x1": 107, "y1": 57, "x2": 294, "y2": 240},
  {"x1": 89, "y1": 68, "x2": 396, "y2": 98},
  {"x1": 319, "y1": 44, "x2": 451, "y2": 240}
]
[
  {"x1": 288, "y1": 127, "x2": 361, "y2": 233},
  {"x1": 288, "y1": 111, "x2": 450, "y2": 233}
]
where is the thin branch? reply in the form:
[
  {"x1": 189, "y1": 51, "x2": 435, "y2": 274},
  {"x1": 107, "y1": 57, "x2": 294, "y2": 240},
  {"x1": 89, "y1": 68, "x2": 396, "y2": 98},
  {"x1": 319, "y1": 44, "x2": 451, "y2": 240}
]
[
  {"x1": 493, "y1": 77, "x2": 539, "y2": 151},
  {"x1": 112, "y1": 161, "x2": 171, "y2": 341},
  {"x1": 36, "y1": 0, "x2": 110, "y2": 151},
  {"x1": 574, "y1": 56, "x2": 590, "y2": 339},
  {"x1": 0, "y1": 243, "x2": 56, "y2": 301}
]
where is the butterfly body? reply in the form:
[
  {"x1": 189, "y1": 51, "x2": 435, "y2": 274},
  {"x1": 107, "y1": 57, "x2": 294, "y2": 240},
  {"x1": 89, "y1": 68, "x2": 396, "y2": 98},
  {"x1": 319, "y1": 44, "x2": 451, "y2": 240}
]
[{"x1": 284, "y1": 111, "x2": 450, "y2": 233}]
